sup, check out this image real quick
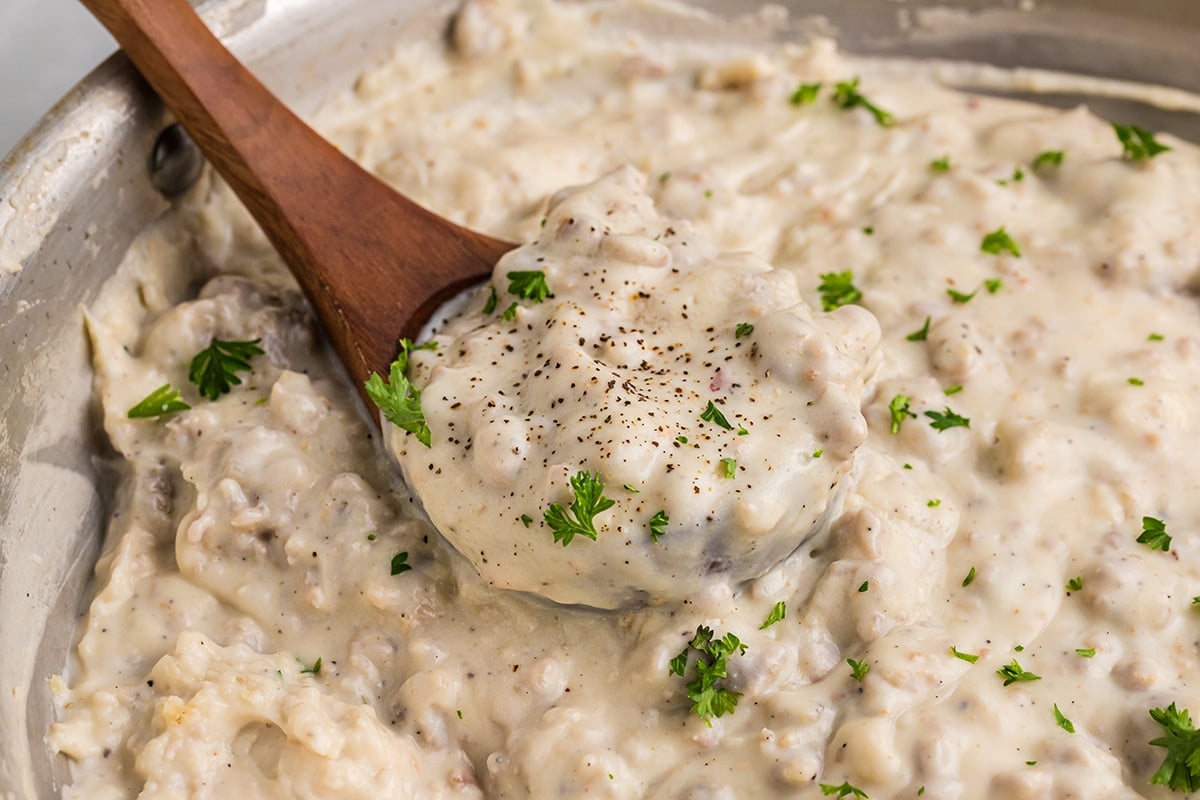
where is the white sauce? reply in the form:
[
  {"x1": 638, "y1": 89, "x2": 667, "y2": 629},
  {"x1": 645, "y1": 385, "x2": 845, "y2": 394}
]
[{"x1": 49, "y1": 0, "x2": 1200, "y2": 797}]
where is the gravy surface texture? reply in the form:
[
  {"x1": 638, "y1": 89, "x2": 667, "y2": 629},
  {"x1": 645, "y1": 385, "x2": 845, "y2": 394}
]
[{"x1": 50, "y1": 1, "x2": 1200, "y2": 797}]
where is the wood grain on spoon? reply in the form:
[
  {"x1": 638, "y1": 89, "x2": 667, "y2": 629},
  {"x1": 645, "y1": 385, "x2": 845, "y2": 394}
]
[{"x1": 80, "y1": 0, "x2": 516, "y2": 411}]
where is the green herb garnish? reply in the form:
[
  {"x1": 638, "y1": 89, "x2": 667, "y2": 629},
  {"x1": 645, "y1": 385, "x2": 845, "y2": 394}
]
[
  {"x1": 700, "y1": 400, "x2": 734, "y2": 430},
  {"x1": 888, "y1": 394, "x2": 916, "y2": 435},
  {"x1": 668, "y1": 625, "x2": 747, "y2": 725},
  {"x1": 760, "y1": 601, "x2": 787, "y2": 629},
  {"x1": 127, "y1": 383, "x2": 191, "y2": 419},
  {"x1": 833, "y1": 78, "x2": 893, "y2": 127},
  {"x1": 544, "y1": 470, "x2": 616, "y2": 546},
  {"x1": 997, "y1": 659, "x2": 1041, "y2": 686},
  {"x1": 818, "y1": 271, "x2": 862, "y2": 311},
  {"x1": 649, "y1": 510, "x2": 669, "y2": 543},
  {"x1": 364, "y1": 339, "x2": 437, "y2": 447},
  {"x1": 925, "y1": 407, "x2": 971, "y2": 431},
  {"x1": 1138, "y1": 516, "x2": 1171, "y2": 552},
  {"x1": 189, "y1": 338, "x2": 264, "y2": 400},
  {"x1": 1114, "y1": 123, "x2": 1170, "y2": 161}
]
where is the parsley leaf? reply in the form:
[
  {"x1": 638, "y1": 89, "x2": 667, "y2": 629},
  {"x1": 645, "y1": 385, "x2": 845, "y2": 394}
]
[
  {"x1": 858, "y1": 580, "x2": 869, "y2": 593},
  {"x1": 1149, "y1": 703, "x2": 1200, "y2": 792},
  {"x1": 925, "y1": 407, "x2": 971, "y2": 431},
  {"x1": 669, "y1": 625, "x2": 747, "y2": 725},
  {"x1": 544, "y1": 470, "x2": 616, "y2": 546},
  {"x1": 127, "y1": 383, "x2": 191, "y2": 419},
  {"x1": 1054, "y1": 703, "x2": 1076, "y2": 734},
  {"x1": 997, "y1": 658, "x2": 1041, "y2": 686},
  {"x1": 820, "y1": 782, "x2": 869, "y2": 799},
  {"x1": 790, "y1": 82, "x2": 822, "y2": 105},
  {"x1": 929, "y1": 155, "x2": 951, "y2": 172},
  {"x1": 847, "y1": 658, "x2": 870, "y2": 682},
  {"x1": 300, "y1": 657, "x2": 322, "y2": 676},
  {"x1": 950, "y1": 646, "x2": 979, "y2": 664},
  {"x1": 735, "y1": 322, "x2": 755, "y2": 339},
  {"x1": 1066, "y1": 576, "x2": 1083, "y2": 592},
  {"x1": 364, "y1": 339, "x2": 437, "y2": 447},
  {"x1": 507, "y1": 270, "x2": 551, "y2": 302},
  {"x1": 501, "y1": 301, "x2": 520, "y2": 321},
  {"x1": 390, "y1": 551, "x2": 412, "y2": 575},
  {"x1": 188, "y1": 338, "x2": 264, "y2": 401},
  {"x1": 985, "y1": 278, "x2": 1003, "y2": 294},
  {"x1": 1032, "y1": 150, "x2": 1064, "y2": 169},
  {"x1": 700, "y1": 400, "x2": 734, "y2": 430},
  {"x1": 483, "y1": 286, "x2": 498, "y2": 314},
  {"x1": 962, "y1": 566, "x2": 977, "y2": 587},
  {"x1": 981, "y1": 227, "x2": 1022, "y2": 258},
  {"x1": 906, "y1": 316, "x2": 932, "y2": 341},
  {"x1": 1138, "y1": 516, "x2": 1171, "y2": 551},
  {"x1": 818, "y1": 271, "x2": 862, "y2": 311},
  {"x1": 1114, "y1": 123, "x2": 1170, "y2": 161},
  {"x1": 833, "y1": 78, "x2": 893, "y2": 127},
  {"x1": 888, "y1": 394, "x2": 916, "y2": 435},
  {"x1": 947, "y1": 287, "x2": 977, "y2": 304},
  {"x1": 719, "y1": 457, "x2": 737, "y2": 478},
  {"x1": 649, "y1": 510, "x2": 669, "y2": 542},
  {"x1": 1076, "y1": 647, "x2": 1096, "y2": 658},
  {"x1": 760, "y1": 601, "x2": 786, "y2": 629}
]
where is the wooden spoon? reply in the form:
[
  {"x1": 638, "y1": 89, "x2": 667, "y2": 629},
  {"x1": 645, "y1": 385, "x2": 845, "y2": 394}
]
[{"x1": 80, "y1": 0, "x2": 515, "y2": 411}]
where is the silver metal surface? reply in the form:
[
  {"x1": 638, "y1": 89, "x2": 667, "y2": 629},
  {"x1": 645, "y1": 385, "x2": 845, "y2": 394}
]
[{"x1": 1, "y1": 1, "x2": 1198, "y2": 796}]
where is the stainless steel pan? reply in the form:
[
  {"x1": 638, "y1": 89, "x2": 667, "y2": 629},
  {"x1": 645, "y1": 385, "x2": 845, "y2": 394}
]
[{"x1": 3, "y1": 1, "x2": 1198, "y2": 795}]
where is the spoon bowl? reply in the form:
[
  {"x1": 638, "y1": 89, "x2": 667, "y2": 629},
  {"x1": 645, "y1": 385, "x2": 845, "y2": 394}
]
[{"x1": 80, "y1": 0, "x2": 516, "y2": 406}]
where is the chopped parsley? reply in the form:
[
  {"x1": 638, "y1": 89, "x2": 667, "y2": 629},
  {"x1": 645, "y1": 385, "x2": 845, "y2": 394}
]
[
  {"x1": 735, "y1": 322, "x2": 755, "y2": 339},
  {"x1": 1128, "y1": 377, "x2": 1145, "y2": 386},
  {"x1": 950, "y1": 646, "x2": 979, "y2": 664},
  {"x1": 962, "y1": 566, "x2": 977, "y2": 587},
  {"x1": 997, "y1": 659, "x2": 1041, "y2": 686},
  {"x1": 1032, "y1": 149, "x2": 1064, "y2": 169},
  {"x1": 544, "y1": 470, "x2": 616, "y2": 546},
  {"x1": 501, "y1": 301, "x2": 520, "y2": 321},
  {"x1": 985, "y1": 277, "x2": 1004, "y2": 294},
  {"x1": 906, "y1": 316, "x2": 932, "y2": 341},
  {"x1": 520, "y1": 514, "x2": 533, "y2": 528},
  {"x1": 1113, "y1": 122, "x2": 1170, "y2": 161},
  {"x1": 668, "y1": 625, "x2": 747, "y2": 725},
  {"x1": 482, "y1": 286, "x2": 498, "y2": 314},
  {"x1": 981, "y1": 227, "x2": 1022, "y2": 258},
  {"x1": 925, "y1": 407, "x2": 971, "y2": 431},
  {"x1": 1054, "y1": 704, "x2": 1076, "y2": 734},
  {"x1": 790, "y1": 82, "x2": 822, "y2": 105},
  {"x1": 818, "y1": 271, "x2": 862, "y2": 311},
  {"x1": 930, "y1": 155, "x2": 951, "y2": 172},
  {"x1": 946, "y1": 287, "x2": 977, "y2": 304},
  {"x1": 623, "y1": 483, "x2": 640, "y2": 493},
  {"x1": 996, "y1": 166, "x2": 1025, "y2": 185},
  {"x1": 189, "y1": 338, "x2": 264, "y2": 400},
  {"x1": 700, "y1": 400, "x2": 734, "y2": 430},
  {"x1": 847, "y1": 658, "x2": 870, "y2": 682},
  {"x1": 927, "y1": 499, "x2": 942, "y2": 508},
  {"x1": 390, "y1": 551, "x2": 412, "y2": 575},
  {"x1": 858, "y1": 581, "x2": 869, "y2": 593},
  {"x1": 1149, "y1": 332, "x2": 1165, "y2": 342},
  {"x1": 300, "y1": 657, "x2": 322, "y2": 676},
  {"x1": 1075, "y1": 647, "x2": 1096, "y2": 658},
  {"x1": 888, "y1": 394, "x2": 916, "y2": 435},
  {"x1": 507, "y1": 270, "x2": 551, "y2": 302},
  {"x1": 364, "y1": 339, "x2": 437, "y2": 447},
  {"x1": 649, "y1": 510, "x2": 669, "y2": 543},
  {"x1": 820, "y1": 782, "x2": 869, "y2": 799},
  {"x1": 813, "y1": 449, "x2": 824, "y2": 458},
  {"x1": 833, "y1": 78, "x2": 893, "y2": 127},
  {"x1": 676, "y1": 435, "x2": 689, "y2": 444},
  {"x1": 760, "y1": 601, "x2": 787, "y2": 629},
  {"x1": 1149, "y1": 703, "x2": 1200, "y2": 792},
  {"x1": 127, "y1": 383, "x2": 191, "y2": 419},
  {"x1": 1066, "y1": 576, "x2": 1083, "y2": 592},
  {"x1": 1138, "y1": 516, "x2": 1171, "y2": 552},
  {"x1": 719, "y1": 457, "x2": 737, "y2": 478}
]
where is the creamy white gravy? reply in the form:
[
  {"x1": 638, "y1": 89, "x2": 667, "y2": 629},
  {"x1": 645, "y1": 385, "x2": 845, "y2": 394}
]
[{"x1": 50, "y1": 0, "x2": 1200, "y2": 797}]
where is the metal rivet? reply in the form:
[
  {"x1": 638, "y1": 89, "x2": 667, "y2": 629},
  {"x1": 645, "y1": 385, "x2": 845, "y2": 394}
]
[{"x1": 149, "y1": 123, "x2": 204, "y2": 197}]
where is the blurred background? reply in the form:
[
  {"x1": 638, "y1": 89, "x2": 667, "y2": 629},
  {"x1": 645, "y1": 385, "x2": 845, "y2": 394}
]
[{"x1": 1, "y1": 1, "x2": 112, "y2": 157}]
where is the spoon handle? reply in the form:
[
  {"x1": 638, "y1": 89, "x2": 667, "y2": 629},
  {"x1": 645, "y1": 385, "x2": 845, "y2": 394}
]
[{"x1": 80, "y1": 0, "x2": 512, "y2": 393}]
